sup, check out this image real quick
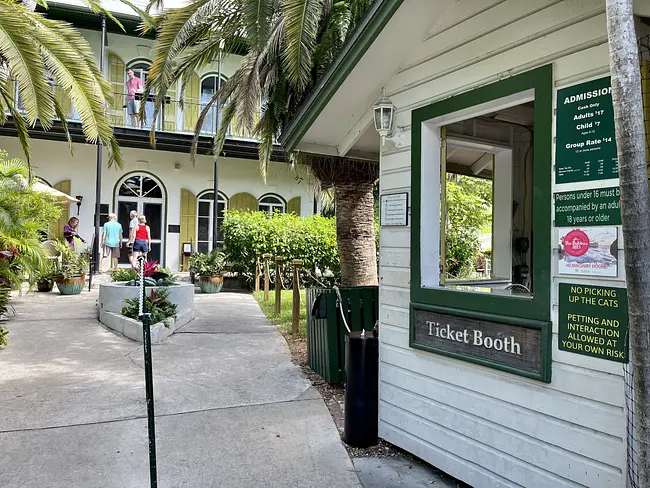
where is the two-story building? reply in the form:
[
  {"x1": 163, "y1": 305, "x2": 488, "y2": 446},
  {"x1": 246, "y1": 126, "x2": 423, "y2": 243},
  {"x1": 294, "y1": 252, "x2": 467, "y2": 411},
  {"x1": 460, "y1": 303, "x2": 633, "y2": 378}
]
[{"x1": 1, "y1": 0, "x2": 315, "y2": 271}]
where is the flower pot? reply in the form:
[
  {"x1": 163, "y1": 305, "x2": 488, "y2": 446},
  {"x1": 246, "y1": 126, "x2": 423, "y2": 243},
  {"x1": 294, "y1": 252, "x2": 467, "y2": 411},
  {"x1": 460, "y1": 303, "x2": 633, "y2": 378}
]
[
  {"x1": 37, "y1": 280, "x2": 54, "y2": 292},
  {"x1": 198, "y1": 275, "x2": 223, "y2": 294},
  {"x1": 56, "y1": 275, "x2": 86, "y2": 295}
]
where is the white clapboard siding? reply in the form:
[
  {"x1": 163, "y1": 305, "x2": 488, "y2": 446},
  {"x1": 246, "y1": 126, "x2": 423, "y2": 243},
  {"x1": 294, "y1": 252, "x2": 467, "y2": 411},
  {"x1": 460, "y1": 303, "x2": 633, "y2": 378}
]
[{"x1": 377, "y1": 1, "x2": 625, "y2": 486}]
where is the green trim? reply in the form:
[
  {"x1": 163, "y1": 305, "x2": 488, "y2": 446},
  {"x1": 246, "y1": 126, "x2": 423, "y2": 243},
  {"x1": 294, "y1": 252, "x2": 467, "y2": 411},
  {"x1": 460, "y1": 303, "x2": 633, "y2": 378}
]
[
  {"x1": 410, "y1": 65, "x2": 553, "y2": 323},
  {"x1": 409, "y1": 302, "x2": 552, "y2": 383},
  {"x1": 112, "y1": 170, "x2": 169, "y2": 267},
  {"x1": 279, "y1": 0, "x2": 404, "y2": 150}
]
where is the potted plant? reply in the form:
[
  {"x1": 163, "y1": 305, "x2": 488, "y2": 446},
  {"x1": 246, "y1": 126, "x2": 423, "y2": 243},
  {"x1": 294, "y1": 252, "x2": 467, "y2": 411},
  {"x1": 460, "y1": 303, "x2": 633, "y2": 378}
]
[
  {"x1": 34, "y1": 259, "x2": 58, "y2": 292},
  {"x1": 189, "y1": 249, "x2": 226, "y2": 293},
  {"x1": 53, "y1": 240, "x2": 89, "y2": 295}
]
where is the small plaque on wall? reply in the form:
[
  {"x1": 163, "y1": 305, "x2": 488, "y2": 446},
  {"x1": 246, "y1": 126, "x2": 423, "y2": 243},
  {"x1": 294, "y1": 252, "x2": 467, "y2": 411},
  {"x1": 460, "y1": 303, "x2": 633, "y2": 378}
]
[
  {"x1": 168, "y1": 224, "x2": 181, "y2": 233},
  {"x1": 380, "y1": 192, "x2": 408, "y2": 226},
  {"x1": 411, "y1": 306, "x2": 550, "y2": 382}
]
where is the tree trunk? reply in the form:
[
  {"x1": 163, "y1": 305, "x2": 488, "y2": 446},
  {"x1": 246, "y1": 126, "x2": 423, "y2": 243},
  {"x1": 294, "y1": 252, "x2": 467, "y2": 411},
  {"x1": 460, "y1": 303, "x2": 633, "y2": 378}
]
[
  {"x1": 335, "y1": 181, "x2": 378, "y2": 286},
  {"x1": 606, "y1": 1, "x2": 650, "y2": 486}
]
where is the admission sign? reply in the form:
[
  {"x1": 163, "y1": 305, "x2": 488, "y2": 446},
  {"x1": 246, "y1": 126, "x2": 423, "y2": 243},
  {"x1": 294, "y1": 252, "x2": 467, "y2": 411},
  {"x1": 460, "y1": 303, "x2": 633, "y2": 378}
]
[
  {"x1": 555, "y1": 77, "x2": 618, "y2": 183},
  {"x1": 558, "y1": 283, "x2": 628, "y2": 362}
]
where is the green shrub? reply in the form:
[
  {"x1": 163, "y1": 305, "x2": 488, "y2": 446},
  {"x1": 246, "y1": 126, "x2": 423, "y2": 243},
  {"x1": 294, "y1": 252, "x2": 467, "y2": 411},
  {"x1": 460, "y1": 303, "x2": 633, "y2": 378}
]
[
  {"x1": 221, "y1": 211, "x2": 339, "y2": 287},
  {"x1": 112, "y1": 268, "x2": 137, "y2": 282},
  {"x1": 189, "y1": 249, "x2": 226, "y2": 276},
  {"x1": 121, "y1": 287, "x2": 177, "y2": 326}
]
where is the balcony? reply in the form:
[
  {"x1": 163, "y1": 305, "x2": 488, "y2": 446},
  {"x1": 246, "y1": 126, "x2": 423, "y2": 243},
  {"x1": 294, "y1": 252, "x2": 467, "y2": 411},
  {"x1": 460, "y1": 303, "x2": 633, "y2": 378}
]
[
  {"x1": 103, "y1": 92, "x2": 260, "y2": 140},
  {"x1": 2, "y1": 87, "x2": 284, "y2": 161}
]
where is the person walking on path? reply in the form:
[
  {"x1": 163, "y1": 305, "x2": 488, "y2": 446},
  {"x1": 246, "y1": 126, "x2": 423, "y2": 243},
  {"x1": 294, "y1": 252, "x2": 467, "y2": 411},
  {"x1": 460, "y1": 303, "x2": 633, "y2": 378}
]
[
  {"x1": 63, "y1": 217, "x2": 85, "y2": 249},
  {"x1": 101, "y1": 214, "x2": 123, "y2": 272},
  {"x1": 127, "y1": 210, "x2": 138, "y2": 267},
  {"x1": 132, "y1": 215, "x2": 151, "y2": 262},
  {"x1": 126, "y1": 69, "x2": 143, "y2": 128}
]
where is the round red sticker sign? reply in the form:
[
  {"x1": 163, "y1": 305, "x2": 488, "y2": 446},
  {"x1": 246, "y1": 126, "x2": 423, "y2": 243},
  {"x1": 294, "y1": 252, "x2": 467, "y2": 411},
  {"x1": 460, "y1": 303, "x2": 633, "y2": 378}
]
[{"x1": 563, "y1": 229, "x2": 590, "y2": 257}]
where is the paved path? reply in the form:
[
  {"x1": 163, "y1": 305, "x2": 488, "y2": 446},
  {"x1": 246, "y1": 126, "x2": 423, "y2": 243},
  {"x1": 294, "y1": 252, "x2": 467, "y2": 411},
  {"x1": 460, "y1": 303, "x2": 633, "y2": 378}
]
[{"x1": 0, "y1": 290, "x2": 361, "y2": 488}]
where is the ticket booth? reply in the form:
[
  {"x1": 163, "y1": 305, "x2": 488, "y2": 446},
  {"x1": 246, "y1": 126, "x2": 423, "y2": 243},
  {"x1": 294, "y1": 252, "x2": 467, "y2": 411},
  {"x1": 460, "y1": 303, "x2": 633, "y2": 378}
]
[{"x1": 281, "y1": 1, "x2": 650, "y2": 486}]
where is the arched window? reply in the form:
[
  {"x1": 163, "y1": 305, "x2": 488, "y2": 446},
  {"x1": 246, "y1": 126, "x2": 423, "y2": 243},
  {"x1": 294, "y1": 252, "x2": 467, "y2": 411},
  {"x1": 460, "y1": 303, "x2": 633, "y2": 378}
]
[
  {"x1": 258, "y1": 194, "x2": 285, "y2": 216},
  {"x1": 114, "y1": 172, "x2": 166, "y2": 265},
  {"x1": 197, "y1": 191, "x2": 228, "y2": 253},
  {"x1": 200, "y1": 73, "x2": 227, "y2": 135},
  {"x1": 126, "y1": 60, "x2": 156, "y2": 129}
]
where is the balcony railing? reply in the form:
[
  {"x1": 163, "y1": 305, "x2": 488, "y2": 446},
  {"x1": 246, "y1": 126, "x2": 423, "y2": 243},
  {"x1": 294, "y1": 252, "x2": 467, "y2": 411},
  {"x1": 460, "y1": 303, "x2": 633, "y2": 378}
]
[
  {"x1": 14, "y1": 89, "x2": 260, "y2": 141},
  {"x1": 105, "y1": 92, "x2": 260, "y2": 140}
]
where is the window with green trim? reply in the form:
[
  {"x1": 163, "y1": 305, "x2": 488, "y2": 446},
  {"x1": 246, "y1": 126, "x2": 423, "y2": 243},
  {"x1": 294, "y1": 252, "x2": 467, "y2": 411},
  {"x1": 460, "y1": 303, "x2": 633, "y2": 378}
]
[{"x1": 411, "y1": 65, "x2": 552, "y2": 322}]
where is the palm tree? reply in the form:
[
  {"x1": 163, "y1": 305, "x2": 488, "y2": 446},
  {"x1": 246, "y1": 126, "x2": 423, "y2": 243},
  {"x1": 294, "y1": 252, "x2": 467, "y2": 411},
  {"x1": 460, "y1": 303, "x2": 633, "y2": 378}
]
[
  {"x1": 144, "y1": 0, "x2": 377, "y2": 286},
  {"x1": 0, "y1": 0, "x2": 123, "y2": 168}
]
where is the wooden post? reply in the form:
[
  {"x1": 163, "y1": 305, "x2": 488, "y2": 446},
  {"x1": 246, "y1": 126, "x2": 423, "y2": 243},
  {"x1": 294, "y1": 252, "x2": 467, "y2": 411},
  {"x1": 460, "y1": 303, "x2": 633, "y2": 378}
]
[
  {"x1": 263, "y1": 253, "x2": 272, "y2": 301},
  {"x1": 275, "y1": 256, "x2": 284, "y2": 314},
  {"x1": 292, "y1": 259, "x2": 302, "y2": 335},
  {"x1": 255, "y1": 252, "x2": 261, "y2": 293}
]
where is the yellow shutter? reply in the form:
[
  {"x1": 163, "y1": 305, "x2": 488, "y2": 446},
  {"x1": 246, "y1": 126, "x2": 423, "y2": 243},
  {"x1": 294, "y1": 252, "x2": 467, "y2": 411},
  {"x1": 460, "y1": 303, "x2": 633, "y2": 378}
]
[
  {"x1": 287, "y1": 196, "x2": 301, "y2": 216},
  {"x1": 108, "y1": 53, "x2": 125, "y2": 126},
  {"x1": 53, "y1": 180, "x2": 71, "y2": 239},
  {"x1": 183, "y1": 72, "x2": 201, "y2": 131},
  {"x1": 164, "y1": 85, "x2": 177, "y2": 132},
  {"x1": 229, "y1": 192, "x2": 258, "y2": 211},
  {"x1": 180, "y1": 188, "x2": 197, "y2": 264}
]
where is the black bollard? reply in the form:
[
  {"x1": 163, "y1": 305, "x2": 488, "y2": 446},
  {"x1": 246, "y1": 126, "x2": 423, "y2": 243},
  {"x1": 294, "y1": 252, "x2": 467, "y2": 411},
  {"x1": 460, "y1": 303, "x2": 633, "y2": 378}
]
[{"x1": 343, "y1": 330, "x2": 379, "y2": 448}]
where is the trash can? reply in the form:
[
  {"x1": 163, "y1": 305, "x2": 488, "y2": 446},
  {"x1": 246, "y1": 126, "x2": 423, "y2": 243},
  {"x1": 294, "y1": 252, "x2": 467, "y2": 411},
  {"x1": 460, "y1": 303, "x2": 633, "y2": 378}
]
[{"x1": 343, "y1": 330, "x2": 379, "y2": 448}]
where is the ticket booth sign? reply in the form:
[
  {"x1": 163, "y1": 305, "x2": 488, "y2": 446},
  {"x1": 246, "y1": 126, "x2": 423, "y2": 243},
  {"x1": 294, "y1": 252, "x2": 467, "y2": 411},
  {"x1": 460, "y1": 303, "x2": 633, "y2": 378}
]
[{"x1": 411, "y1": 305, "x2": 551, "y2": 382}]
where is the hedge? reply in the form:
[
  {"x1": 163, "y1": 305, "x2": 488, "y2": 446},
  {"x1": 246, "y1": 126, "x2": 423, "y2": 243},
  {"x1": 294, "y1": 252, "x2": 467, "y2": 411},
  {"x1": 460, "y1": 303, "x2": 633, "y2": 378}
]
[{"x1": 221, "y1": 211, "x2": 339, "y2": 287}]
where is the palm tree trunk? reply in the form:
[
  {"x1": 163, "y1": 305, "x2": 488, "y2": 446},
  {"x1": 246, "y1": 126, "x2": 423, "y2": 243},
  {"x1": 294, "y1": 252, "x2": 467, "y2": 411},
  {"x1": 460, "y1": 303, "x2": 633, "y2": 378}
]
[
  {"x1": 335, "y1": 181, "x2": 378, "y2": 286},
  {"x1": 606, "y1": 1, "x2": 650, "y2": 486}
]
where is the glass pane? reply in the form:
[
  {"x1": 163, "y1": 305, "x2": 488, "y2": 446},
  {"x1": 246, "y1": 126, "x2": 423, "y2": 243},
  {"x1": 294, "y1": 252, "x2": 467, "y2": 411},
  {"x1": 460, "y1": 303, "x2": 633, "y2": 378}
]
[
  {"x1": 198, "y1": 217, "x2": 209, "y2": 241},
  {"x1": 119, "y1": 176, "x2": 140, "y2": 196},
  {"x1": 201, "y1": 192, "x2": 214, "y2": 201},
  {"x1": 197, "y1": 241, "x2": 209, "y2": 254},
  {"x1": 148, "y1": 243, "x2": 161, "y2": 263},
  {"x1": 217, "y1": 216, "x2": 225, "y2": 237},
  {"x1": 217, "y1": 202, "x2": 225, "y2": 216},
  {"x1": 143, "y1": 203, "x2": 162, "y2": 240},
  {"x1": 260, "y1": 195, "x2": 281, "y2": 204},
  {"x1": 258, "y1": 204, "x2": 267, "y2": 213},
  {"x1": 201, "y1": 76, "x2": 216, "y2": 92},
  {"x1": 118, "y1": 248, "x2": 130, "y2": 265},
  {"x1": 198, "y1": 201, "x2": 211, "y2": 217},
  {"x1": 117, "y1": 201, "x2": 137, "y2": 240},
  {"x1": 142, "y1": 177, "x2": 162, "y2": 198}
]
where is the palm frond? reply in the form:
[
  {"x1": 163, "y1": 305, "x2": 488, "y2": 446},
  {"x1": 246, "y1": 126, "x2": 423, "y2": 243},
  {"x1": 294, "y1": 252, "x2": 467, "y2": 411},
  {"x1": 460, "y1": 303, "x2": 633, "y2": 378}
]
[
  {"x1": 0, "y1": 81, "x2": 30, "y2": 164},
  {"x1": 0, "y1": 3, "x2": 54, "y2": 126},
  {"x1": 282, "y1": 0, "x2": 324, "y2": 91},
  {"x1": 243, "y1": 0, "x2": 274, "y2": 51}
]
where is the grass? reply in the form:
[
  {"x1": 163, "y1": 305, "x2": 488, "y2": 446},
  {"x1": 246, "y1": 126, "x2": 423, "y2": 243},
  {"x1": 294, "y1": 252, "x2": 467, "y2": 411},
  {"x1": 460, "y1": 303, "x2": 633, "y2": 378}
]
[{"x1": 253, "y1": 289, "x2": 307, "y2": 338}]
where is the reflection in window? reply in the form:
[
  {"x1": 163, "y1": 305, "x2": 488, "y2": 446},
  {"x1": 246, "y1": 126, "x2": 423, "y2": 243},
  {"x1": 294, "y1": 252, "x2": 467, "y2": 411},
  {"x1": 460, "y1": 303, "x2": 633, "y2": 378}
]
[
  {"x1": 118, "y1": 175, "x2": 162, "y2": 198},
  {"x1": 258, "y1": 195, "x2": 284, "y2": 216},
  {"x1": 437, "y1": 100, "x2": 534, "y2": 297},
  {"x1": 197, "y1": 191, "x2": 227, "y2": 252}
]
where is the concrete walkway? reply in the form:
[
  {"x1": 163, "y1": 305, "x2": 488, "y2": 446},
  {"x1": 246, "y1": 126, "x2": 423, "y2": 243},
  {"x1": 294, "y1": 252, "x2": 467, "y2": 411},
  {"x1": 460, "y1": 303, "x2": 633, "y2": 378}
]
[{"x1": 0, "y1": 290, "x2": 361, "y2": 488}]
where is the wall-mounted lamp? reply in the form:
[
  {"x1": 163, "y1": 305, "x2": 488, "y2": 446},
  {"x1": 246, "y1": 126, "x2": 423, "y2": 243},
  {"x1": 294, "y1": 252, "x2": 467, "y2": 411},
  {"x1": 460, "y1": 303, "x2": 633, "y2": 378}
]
[
  {"x1": 372, "y1": 89, "x2": 396, "y2": 145},
  {"x1": 75, "y1": 195, "x2": 83, "y2": 215}
]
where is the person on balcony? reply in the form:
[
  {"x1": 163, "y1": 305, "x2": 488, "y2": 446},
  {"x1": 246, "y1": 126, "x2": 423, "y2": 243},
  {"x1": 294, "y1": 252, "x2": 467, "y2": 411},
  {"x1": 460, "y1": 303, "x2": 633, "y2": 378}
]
[{"x1": 126, "y1": 69, "x2": 143, "y2": 128}]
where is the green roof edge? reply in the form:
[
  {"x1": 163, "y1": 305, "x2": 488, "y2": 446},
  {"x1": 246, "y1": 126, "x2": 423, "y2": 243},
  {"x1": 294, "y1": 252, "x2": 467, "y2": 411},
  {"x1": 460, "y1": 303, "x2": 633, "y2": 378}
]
[{"x1": 279, "y1": 0, "x2": 404, "y2": 151}]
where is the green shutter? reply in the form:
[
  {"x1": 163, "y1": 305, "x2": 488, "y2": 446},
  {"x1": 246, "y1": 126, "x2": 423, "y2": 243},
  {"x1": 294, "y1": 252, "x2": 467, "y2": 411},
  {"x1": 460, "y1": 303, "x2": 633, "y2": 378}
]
[
  {"x1": 53, "y1": 180, "x2": 71, "y2": 239},
  {"x1": 287, "y1": 196, "x2": 301, "y2": 216},
  {"x1": 180, "y1": 188, "x2": 197, "y2": 264},
  {"x1": 230, "y1": 192, "x2": 258, "y2": 211}
]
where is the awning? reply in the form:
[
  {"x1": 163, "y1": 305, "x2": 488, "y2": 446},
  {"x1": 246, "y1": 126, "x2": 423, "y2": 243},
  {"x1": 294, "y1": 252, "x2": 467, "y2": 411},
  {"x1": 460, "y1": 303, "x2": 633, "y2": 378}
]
[{"x1": 32, "y1": 180, "x2": 79, "y2": 203}]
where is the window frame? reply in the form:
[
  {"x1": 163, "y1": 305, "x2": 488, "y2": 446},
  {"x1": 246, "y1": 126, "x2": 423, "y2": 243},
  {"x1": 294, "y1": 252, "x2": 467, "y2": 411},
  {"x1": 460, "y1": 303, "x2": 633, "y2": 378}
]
[
  {"x1": 410, "y1": 65, "x2": 552, "y2": 323},
  {"x1": 258, "y1": 194, "x2": 286, "y2": 216},
  {"x1": 196, "y1": 190, "x2": 228, "y2": 252}
]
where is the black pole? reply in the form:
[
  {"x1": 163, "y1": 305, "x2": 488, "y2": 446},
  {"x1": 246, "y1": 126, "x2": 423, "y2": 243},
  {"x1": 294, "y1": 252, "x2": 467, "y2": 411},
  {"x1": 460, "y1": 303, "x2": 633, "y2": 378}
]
[
  {"x1": 93, "y1": 14, "x2": 107, "y2": 275},
  {"x1": 138, "y1": 256, "x2": 158, "y2": 488},
  {"x1": 141, "y1": 312, "x2": 157, "y2": 487},
  {"x1": 212, "y1": 46, "x2": 223, "y2": 249}
]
